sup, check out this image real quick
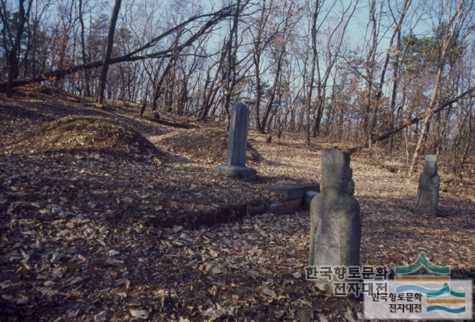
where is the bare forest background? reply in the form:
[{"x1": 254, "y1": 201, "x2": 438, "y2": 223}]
[{"x1": 1, "y1": 0, "x2": 474, "y2": 176}]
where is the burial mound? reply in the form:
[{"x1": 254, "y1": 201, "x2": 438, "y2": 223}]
[
  {"x1": 160, "y1": 127, "x2": 263, "y2": 164},
  {"x1": 10, "y1": 115, "x2": 160, "y2": 158}
]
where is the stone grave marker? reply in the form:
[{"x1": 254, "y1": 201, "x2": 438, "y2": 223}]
[
  {"x1": 415, "y1": 154, "x2": 439, "y2": 215},
  {"x1": 309, "y1": 149, "x2": 361, "y2": 269},
  {"x1": 216, "y1": 103, "x2": 257, "y2": 179}
]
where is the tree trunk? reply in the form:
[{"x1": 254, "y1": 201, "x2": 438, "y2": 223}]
[
  {"x1": 97, "y1": 0, "x2": 122, "y2": 105},
  {"x1": 222, "y1": 0, "x2": 242, "y2": 123},
  {"x1": 407, "y1": 3, "x2": 463, "y2": 176},
  {"x1": 78, "y1": 0, "x2": 91, "y2": 96},
  {"x1": 5, "y1": 0, "x2": 30, "y2": 96}
]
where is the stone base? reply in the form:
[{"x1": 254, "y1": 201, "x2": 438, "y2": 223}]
[
  {"x1": 216, "y1": 165, "x2": 257, "y2": 180},
  {"x1": 414, "y1": 206, "x2": 438, "y2": 216}
]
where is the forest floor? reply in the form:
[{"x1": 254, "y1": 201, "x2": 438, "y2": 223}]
[{"x1": 0, "y1": 87, "x2": 474, "y2": 322}]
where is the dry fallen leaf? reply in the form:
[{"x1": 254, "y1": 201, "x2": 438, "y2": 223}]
[{"x1": 128, "y1": 308, "x2": 149, "y2": 320}]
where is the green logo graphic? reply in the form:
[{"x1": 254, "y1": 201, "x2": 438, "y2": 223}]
[{"x1": 395, "y1": 251, "x2": 450, "y2": 275}]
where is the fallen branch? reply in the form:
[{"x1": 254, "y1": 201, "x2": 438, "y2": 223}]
[
  {"x1": 0, "y1": 5, "x2": 235, "y2": 92},
  {"x1": 349, "y1": 86, "x2": 475, "y2": 153}
]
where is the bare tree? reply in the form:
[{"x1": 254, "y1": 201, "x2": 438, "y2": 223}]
[
  {"x1": 0, "y1": 4, "x2": 238, "y2": 91},
  {"x1": 97, "y1": 0, "x2": 122, "y2": 105},
  {"x1": 78, "y1": 0, "x2": 90, "y2": 96},
  {"x1": 0, "y1": 0, "x2": 33, "y2": 95},
  {"x1": 407, "y1": 1, "x2": 468, "y2": 176}
]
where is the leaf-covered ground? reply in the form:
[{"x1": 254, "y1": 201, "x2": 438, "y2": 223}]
[{"x1": 0, "y1": 89, "x2": 474, "y2": 321}]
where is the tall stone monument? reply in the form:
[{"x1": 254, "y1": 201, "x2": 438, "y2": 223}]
[
  {"x1": 415, "y1": 155, "x2": 439, "y2": 215},
  {"x1": 216, "y1": 103, "x2": 257, "y2": 179},
  {"x1": 309, "y1": 149, "x2": 361, "y2": 269}
]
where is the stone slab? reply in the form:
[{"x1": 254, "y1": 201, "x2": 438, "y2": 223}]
[{"x1": 268, "y1": 183, "x2": 320, "y2": 200}]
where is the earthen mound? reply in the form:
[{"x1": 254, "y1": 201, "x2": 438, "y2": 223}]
[
  {"x1": 10, "y1": 115, "x2": 160, "y2": 158},
  {"x1": 160, "y1": 128, "x2": 263, "y2": 164}
]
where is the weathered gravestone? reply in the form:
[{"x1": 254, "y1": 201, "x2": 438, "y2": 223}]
[
  {"x1": 415, "y1": 155, "x2": 439, "y2": 215},
  {"x1": 216, "y1": 103, "x2": 257, "y2": 179},
  {"x1": 309, "y1": 149, "x2": 361, "y2": 271}
]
